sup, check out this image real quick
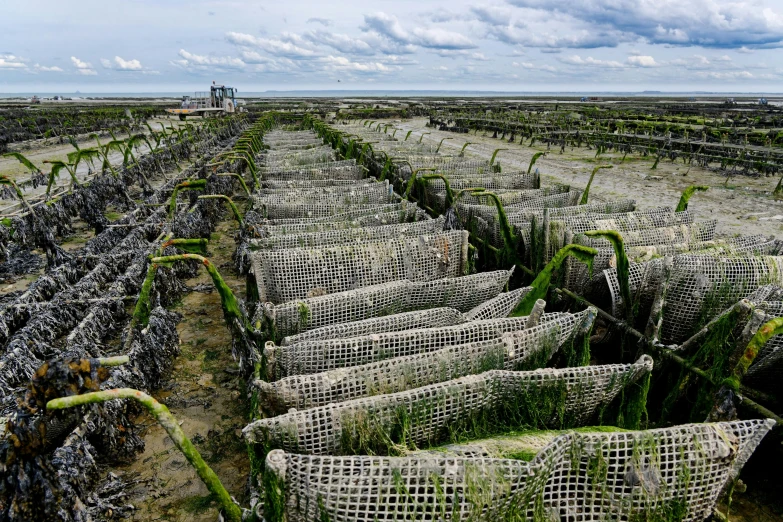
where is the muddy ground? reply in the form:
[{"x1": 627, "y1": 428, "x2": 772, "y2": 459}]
[
  {"x1": 110, "y1": 217, "x2": 250, "y2": 522},
  {"x1": 387, "y1": 118, "x2": 783, "y2": 239}
]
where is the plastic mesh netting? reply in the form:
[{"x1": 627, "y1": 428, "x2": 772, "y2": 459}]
[
  {"x1": 658, "y1": 254, "x2": 783, "y2": 344},
  {"x1": 601, "y1": 236, "x2": 781, "y2": 318},
  {"x1": 251, "y1": 230, "x2": 470, "y2": 303},
  {"x1": 251, "y1": 204, "x2": 429, "y2": 235},
  {"x1": 260, "y1": 161, "x2": 363, "y2": 181},
  {"x1": 250, "y1": 217, "x2": 446, "y2": 250},
  {"x1": 252, "y1": 180, "x2": 392, "y2": 205},
  {"x1": 543, "y1": 207, "x2": 691, "y2": 263},
  {"x1": 423, "y1": 171, "x2": 539, "y2": 192},
  {"x1": 254, "y1": 202, "x2": 411, "y2": 222},
  {"x1": 255, "y1": 309, "x2": 594, "y2": 412},
  {"x1": 280, "y1": 287, "x2": 529, "y2": 345},
  {"x1": 261, "y1": 179, "x2": 374, "y2": 189},
  {"x1": 260, "y1": 419, "x2": 774, "y2": 522},
  {"x1": 254, "y1": 269, "x2": 515, "y2": 338},
  {"x1": 268, "y1": 312, "x2": 576, "y2": 377},
  {"x1": 244, "y1": 357, "x2": 654, "y2": 454},
  {"x1": 563, "y1": 221, "x2": 718, "y2": 294}
]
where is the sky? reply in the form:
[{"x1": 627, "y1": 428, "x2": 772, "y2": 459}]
[{"x1": 2, "y1": 0, "x2": 783, "y2": 93}]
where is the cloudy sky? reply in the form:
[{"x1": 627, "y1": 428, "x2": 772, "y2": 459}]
[{"x1": 2, "y1": 0, "x2": 783, "y2": 92}]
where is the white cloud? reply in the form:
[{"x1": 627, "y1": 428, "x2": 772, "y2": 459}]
[
  {"x1": 34, "y1": 63, "x2": 63, "y2": 72},
  {"x1": 559, "y1": 55, "x2": 626, "y2": 68},
  {"x1": 226, "y1": 32, "x2": 317, "y2": 58},
  {"x1": 363, "y1": 12, "x2": 477, "y2": 50},
  {"x1": 71, "y1": 56, "x2": 97, "y2": 75},
  {"x1": 322, "y1": 55, "x2": 394, "y2": 72},
  {"x1": 114, "y1": 56, "x2": 143, "y2": 70},
  {"x1": 627, "y1": 55, "x2": 658, "y2": 67},
  {"x1": 171, "y1": 49, "x2": 246, "y2": 69},
  {"x1": 507, "y1": 0, "x2": 783, "y2": 49},
  {"x1": 0, "y1": 54, "x2": 27, "y2": 69}
]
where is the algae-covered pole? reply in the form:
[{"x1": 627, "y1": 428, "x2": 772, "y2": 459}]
[
  {"x1": 726, "y1": 316, "x2": 783, "y2": 391},
  {"x1": 675, "y1": 185, "x2": 709, "y2": 212},
  {"x1": 47, "y1": 389, "x2": 243, "y2": 522},
  {"x1": 584, "y1": 230, "x2": 634, "y2": 323},
  {"x1": 555, "y1": 287, "x2": 783, "y2": 426},
  {"x1": 216, "y1": 173, "x2": 251, "y2": 196},
  {"x1": 149, "y1": 254, "x2": 248, "y2": 332},
  {"x1": 168, "y1": 179, "x2": 207, "y2": 219},
  {"x1": 403, "y1": 167, "x2": 437, "y2": 200},
  {"x1": 512, "y1": 244, "x2": 597, "y2": 317},
  {"x1": 527, "y1": 152, "x2": 546, "y2": 174},
  {"x1": 579, "y1": 165, "x2": 612, "y2": 205},
  {"x1": 469, "y1": 190, "x2": 521, "y2": 266},
  {"x1": 490, "y1": 148, "x2": 507, "y2": 171},
  {"x1": 198, "y1": 195, "x2": 244, "y2": 227},
  {"x1": 421, "y1": 174, "x2": 454, "y2": 208},
  {"x1": 0, "y1": 175, "x2": 35, "y2": 215}
]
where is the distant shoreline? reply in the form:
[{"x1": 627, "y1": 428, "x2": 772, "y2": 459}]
[{"x1": 1, "y1": 90, "x2": 783, "y2": 100}]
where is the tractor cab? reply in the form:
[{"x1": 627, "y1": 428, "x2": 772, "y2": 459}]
[{"x1": 209, "y1": 83, "x2": 237, "y2": 113}]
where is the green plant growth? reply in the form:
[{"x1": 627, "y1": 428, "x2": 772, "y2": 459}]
[
  {"x1": 42, "y1": 160, "x2": 81, "y2": 196},
  {"x1": 198, "y1": 195, "x2": 244, "y2": 227},
  {"x1": 459, "y1": 142, "x2": 472, "y2": 156},
  {"x1": 404, "y1": 130, "x2": 413, "y2": 141},
  {"x1": 469, "y1": 189, "x2": 522, "y2": 266},
  {"x1": 403, "y1": 167, "x2": 437, "y2": 200},
  {"x1": 527, "y1": 152, "x2": 546, "y2": 174},
  {"x1": 579, "y1": 165, "x2": 613, "y2": 205},
  {"x1": 436, "y1": 137, "x2": 452, "y2": 153},
  {"x1": 675, "y1": 185, "x2": 709, "y2": 212},
  {"x1": 169, "y1": 179, "x2": 207, "y2": 219},
  {"x1": 725, "y1": 316, "x2": 783, "y2": 391},
  {"x1": 3, "y1": 151, "x2": 42, "y2": 179},
  {"x1": 150, "y1": 254, "x2": 249, "y2": 336},
  {"x1": 512, "y1": 244, "x2": 597, "y2": 317},
  {"x1": 216, "y1": 173, "x2": 251, "y2": 196},
  {"x1": 659, "y1": 302, "x2": 746, "y2": 423},
  {"x1": 584, "y1": 230, "x2": 634, "y2": 323},
  {"x1": 46, "y1": 389, "x2": 242, "y2": 522},
  {"x1": 421, "y1": 174, "x2": 454, "y2": 208},
  {"x1": 490, "y1": 148, "x2": 507, "y2": 171},
  {"x1": 0, "y1": 175, "x2": 35, "y2": 214},
  {"x1": 418, "y1": 132, "x2": 431, "y2": 144}
]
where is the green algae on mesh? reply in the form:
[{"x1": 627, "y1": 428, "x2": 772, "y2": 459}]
[
  {"x1": 470, "y1": 189, "x2": 523, "y2": 267},
  {"x1": 659, "y1": 302, "x2": 741, "y2": 423},
  {"x1": 149, "y1": 254, "x2": 249, "y2": 338},
  {"x1": 198, "y1": 195, "x2": 244, "y2": 227},
  {"x1": 675, "y1": 185, "x2": 709, "y2": 212},
  {"x1": 512, "y1": 244, "x2": 597, "y2": 316},
  {"x1": 725, "y1": 315, "x2": 783, "y2": 391},
  {"x1": 262, "y1": 463, "x2": 287, "y2": 522}
]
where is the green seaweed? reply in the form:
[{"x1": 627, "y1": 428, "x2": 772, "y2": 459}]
[
  {"x1": 169, "y1": 179, "x2": 207, "y2": 219},
  {"x1": 512, "y1": 244, "x2": 597, "y2": 317},
  {"x1": 584, "y1": 230, "x2": 635, "y2": 323},
  {"x1": 579, "y1": 165, "x2": 612, "y2": 205},
  {"x1": 527, "y1": 152, "x2": 545, "y2": 174},
  {"x1": 675, "y1": 185, "x2": 709, "y2": 212}
]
